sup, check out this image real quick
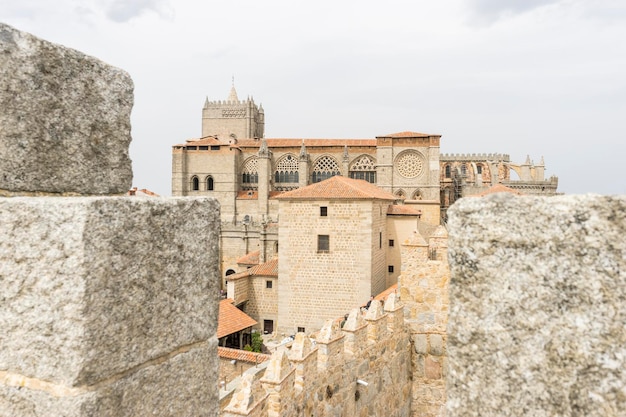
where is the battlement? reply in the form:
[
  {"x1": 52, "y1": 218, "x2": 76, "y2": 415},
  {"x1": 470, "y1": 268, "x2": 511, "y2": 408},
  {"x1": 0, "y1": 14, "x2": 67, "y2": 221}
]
[
  {"x1": 223, "y1": 294, "x2": 411, "y2": 417},
  {"x1": 441, "y1": 153, "x2": 510, "y2": 161},
  {"x1": 203, "y1": 96, "x2": 263, "y2": 109}
]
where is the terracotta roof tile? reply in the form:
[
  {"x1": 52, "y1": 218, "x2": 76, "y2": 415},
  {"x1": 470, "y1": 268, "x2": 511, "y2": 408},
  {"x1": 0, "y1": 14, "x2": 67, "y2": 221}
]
[
  {"x1": 217, "y1": 299, "x2": 257, "y2": 339},
  {"x1": 237, "y1": 250, "x2": 260, "y2": 265},
  {"x1": 474, "y1": 184, "x2": 523, "y2": 197},
  {"x1": 274, "y1": 176, "x2": 396, "y2": 201},
  {"x1": 127, "y1": 187, "x2": 160, "y2": 197},
  {"x1": 217, "y1": 347, "x2": 271, "y2": 364},
  {"x1": 234, "y1": 139, "x2": 376, "y2": 148},
  {"x1": 377, "y1": 131, "x2": 435, "y2": 138},
  {"x1": 374, "y1": 283, "x2": 398, "y2": 302},
  {"x1": 227, "y1": 259, "x2": 279, "y2": 281},
  {"x1": 173, "y1": 136, "x2": 226, "y2": 147},
  {"x1": 387, "y1": 205, "x2": 422, "y2": 216}
]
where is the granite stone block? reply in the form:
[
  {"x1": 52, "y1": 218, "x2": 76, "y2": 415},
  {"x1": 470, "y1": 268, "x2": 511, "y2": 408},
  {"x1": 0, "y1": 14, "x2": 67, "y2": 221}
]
[
  {"x1": 446, "y1": 194, "x2": 626, "y2": 416},
  {"x1": 0, "y1": 197, "x2": 220, "y2": 387},
  {"x1": 0, "y1": 23, "x2": 132, "y2": 195}
]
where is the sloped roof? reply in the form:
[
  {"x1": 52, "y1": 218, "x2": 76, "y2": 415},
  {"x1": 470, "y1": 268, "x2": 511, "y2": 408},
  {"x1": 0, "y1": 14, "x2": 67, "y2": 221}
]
[
  {"x1": 127, "y1": 187, "x2": 159, "y2": 197},
  {"x1": 475, "y1": 183, "x2": 523, "y2": 197},
  {"x1": 387, "y1": 205, "x2": 422, "y2": 216},
  {"x1": 374, "y1": 283, "x2": 398, "y2": 302},
  {"x1": 217, "y1": 299, "x2": 257, "y2": 339},
  {"x1": 378, "y1": 131, "x2": 436, "y2": 138},
  {"x1": 274, "y1": 176, "x2": 396, "y2": 201},
  {"x1": 217, "y1": 346, "x2": 270, "y2": 364},
  {"x1": 237, "y1": 250, "x2": 260, "y2": 265},
  {"x1": 234, "y1": 139, "x2": 376, "y2": 148},
  {"x1": 173, "y1": 136, "x2": 225, "y2": 147},
  {"x1": 227, "y1": 259, "x2": 279, "y2": 281}
]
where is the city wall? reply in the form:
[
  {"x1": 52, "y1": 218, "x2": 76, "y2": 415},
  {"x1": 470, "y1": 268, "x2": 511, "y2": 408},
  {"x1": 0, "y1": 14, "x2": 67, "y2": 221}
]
[{"x1": 223, "y1": 296, "x2": 412, "y2": 417}]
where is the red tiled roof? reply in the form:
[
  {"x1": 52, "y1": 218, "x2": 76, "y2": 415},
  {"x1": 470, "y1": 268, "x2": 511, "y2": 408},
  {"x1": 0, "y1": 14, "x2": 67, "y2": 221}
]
[
  {"x1": 127, "y1": 187, "x2": 160, "y2": 197},
  {"x1": 173, "y1": 136, "x2": 226, "y2": 147},
  {"x1": 475, "y1": 184, "x2": 523, "y2": 197},
  {"x1": 234, "y1": 139, "x2": 377, "y2": 148},
  {"x1": 237, "y1": 250, "x2": 260, "y2": 265},
  {"x1": 375, "y1": 284, "x2": 398, "y2": 302},
  {"x1": 217, "y1": 347, "x2": 270, "y2": 364},
  {"x1": 274, "y1": 176, "x2": 396, "y2": 201},
  {"x1": 217, "y1": 299, "x2": 257, "y2": 339},
  {"x1": 187, "y1": 136, "x2": 225, "y2": 145},
  {"x1": 378, "y1": 131, "x2": 435, "y2": 138},
  {"x1": 387, "y1": 205, "x2": 422, "y2": 216},
  {"x1": 228, "y1": 259, "x2": 279, "y2": 281}
]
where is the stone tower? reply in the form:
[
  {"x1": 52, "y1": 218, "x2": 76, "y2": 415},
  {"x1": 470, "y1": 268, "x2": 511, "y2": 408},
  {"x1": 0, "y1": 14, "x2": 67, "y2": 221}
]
[{"x1": 201, "y1": 82, "x2": 264, "y2": 141}]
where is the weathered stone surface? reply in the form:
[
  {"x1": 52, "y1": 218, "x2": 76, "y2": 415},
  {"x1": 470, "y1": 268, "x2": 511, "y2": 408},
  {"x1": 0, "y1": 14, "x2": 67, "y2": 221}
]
[
  {"x1": 0, "y1": 197, "x2": 220, "y2": 387},
  {"x1": 0, "y1": 340, "x2": 218, "y2": 417},
  {"x1": 447, "y1": 194, "x2": 626, "y2": 416},
  {"x1": 0, "y1": 23, "x2": 132, "y2": 195}
]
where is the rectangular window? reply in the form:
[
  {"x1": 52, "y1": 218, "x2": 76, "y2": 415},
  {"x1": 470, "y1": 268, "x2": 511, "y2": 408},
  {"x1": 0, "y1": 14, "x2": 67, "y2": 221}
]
[
  {"x1": 317, "y1": 235, "x2": 329, "y2": 253},
  {"x1": 266, "y1": 280, "x2": 272, "y2": 289},
  {"x1": 320, "y1": 206, "x2": 328, "y2": 217},
  {"x1": 210, "y1": 145, "x2": 220, "y2": 150},
  {"x1": 379, "y1": 232, "x2": 382, "y2": 249},
  {"x1": 388, "y1": 265, "x2": 394, "y2": 273},
  {"x1": 264, "y1": 320, "x2": 274, "y2": 334},
  {"x1": 199, "y1": 146, "x2": 208, "y2": 150},
  {"x1": 186, "y1": 146, "x2": 197, "y2": 150},
  {"x1": 297, "y1": 327, "x2": 305, "y2": 333},
  {"x1": 389, "y1": 239, "x2": 395, "y2": 247},
  {"x1": 477, "y1": 165, "x2": 482, "y2": 174}
]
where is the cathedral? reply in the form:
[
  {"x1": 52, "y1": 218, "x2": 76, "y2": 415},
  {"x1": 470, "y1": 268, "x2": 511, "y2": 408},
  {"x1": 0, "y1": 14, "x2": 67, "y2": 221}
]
[
  {"x1": 171, "y1": 85, "x2": 558, "y2": 334},
  {"x1": 172, "y1": 84, "x2": 558, "y2": 225}
]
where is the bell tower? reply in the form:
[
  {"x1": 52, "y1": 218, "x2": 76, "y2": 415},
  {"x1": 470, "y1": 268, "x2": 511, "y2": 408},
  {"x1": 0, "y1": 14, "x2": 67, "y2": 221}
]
[{"x1": 201, "y1": 81, "x2": 264, "y2": 141}]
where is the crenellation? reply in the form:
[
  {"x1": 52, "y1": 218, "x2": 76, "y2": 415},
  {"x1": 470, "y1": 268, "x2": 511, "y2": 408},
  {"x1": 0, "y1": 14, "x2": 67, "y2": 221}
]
[{"x1": 221, "y1": 296, "x2": 412, "y2": 417}]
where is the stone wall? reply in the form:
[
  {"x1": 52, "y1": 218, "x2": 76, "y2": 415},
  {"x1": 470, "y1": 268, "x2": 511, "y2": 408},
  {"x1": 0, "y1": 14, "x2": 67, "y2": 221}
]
[
  {"x1": 277, "y1": 199, "x2": 387, "y2": 335},
  {"x1": 446, "y1": 194, "x2": 626, "y2": 416},
  {"x1": 399, "y1": 227, "x2": 449, "y2": 417},
  {"x1": 0, "y1": 23, "x2": 220, "y2": 417},
  {"x1": 223, "y1": 296, "x2": 412, "y2": 417}
]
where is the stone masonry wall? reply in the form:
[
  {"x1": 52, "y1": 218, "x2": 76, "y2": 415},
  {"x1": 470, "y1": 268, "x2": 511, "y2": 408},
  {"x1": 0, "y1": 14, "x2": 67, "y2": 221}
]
[
  {"x1": 0, "y1": 24, "x2": 220, "y2": 417},
  {"x1": 223, "y1": 295, "x2": 412, "y2": 417},
  {"x1": 446, "y1": 194, "x2": 625, "y2": 416},
  {"x1": 399, "y1": 227, "x2": 449, "y2": 417}
]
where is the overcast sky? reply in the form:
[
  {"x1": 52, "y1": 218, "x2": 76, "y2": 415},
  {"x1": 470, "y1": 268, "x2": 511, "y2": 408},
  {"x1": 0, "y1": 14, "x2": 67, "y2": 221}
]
[{"x1": 3, "y1": 0, "x2": 625, "y2": 196}]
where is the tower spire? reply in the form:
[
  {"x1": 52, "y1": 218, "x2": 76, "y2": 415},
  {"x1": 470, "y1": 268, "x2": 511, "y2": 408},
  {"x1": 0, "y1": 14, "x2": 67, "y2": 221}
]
[{"x1": 227, "y1": 76, "x2": 238, "y2": 102}]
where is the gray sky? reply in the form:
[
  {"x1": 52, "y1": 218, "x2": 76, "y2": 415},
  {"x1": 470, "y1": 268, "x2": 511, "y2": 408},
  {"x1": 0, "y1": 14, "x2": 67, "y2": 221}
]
[{"x1": 3, "y1": 0, "x2": 625, "y2": 196}]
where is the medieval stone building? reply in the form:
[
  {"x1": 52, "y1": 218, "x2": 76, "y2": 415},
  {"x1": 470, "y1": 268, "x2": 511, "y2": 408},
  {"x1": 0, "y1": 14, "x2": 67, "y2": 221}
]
[{"x1": 171, "y1": 85, "x2": 559, "y2": 335}]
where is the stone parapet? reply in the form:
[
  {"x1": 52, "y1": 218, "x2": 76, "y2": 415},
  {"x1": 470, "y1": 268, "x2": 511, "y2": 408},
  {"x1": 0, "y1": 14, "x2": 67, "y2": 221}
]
[
  {"x1": 0, "y1": 197, "x2": 220, "y2": 416},
  {"x1": 221, "y1": 307, "x2": 411, "y2": 417},
  {"x1": 447, "y1": 194, "x2": 626, "y2": 417},
  {"x1": 0, "y1": 23, "x2": 132, "y2": 195}
]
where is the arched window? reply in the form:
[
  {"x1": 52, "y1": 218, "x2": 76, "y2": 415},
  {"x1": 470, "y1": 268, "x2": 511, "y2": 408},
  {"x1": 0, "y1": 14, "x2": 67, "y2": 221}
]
[
  {"x1": 207, "y1": 176, "x2": 214, "y2": 191},
  {"x1": 349, "y1": 155, "x2": 376, "y2": 183},
  {"x1": 412, "y1": 189, "x2": 422, "y2": 200},
  {"x1": 191, "y1": 176, "x2": 199, "y2": 191},
  {"x1": 445, "y1": 164, "x2": 451, "y2": 179},
  {"x1": 274, "y1": 154, "x2": 299, "y2": 190},
  {"x1": 395, "y1": 189, "x2": 406, "y2": 200},
  {"x1": 241, "y1": 157, "x2": 258, "y2": 190},
  {"x1": 312, "y1": 156, "x2": 340, "y2": 183}
]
